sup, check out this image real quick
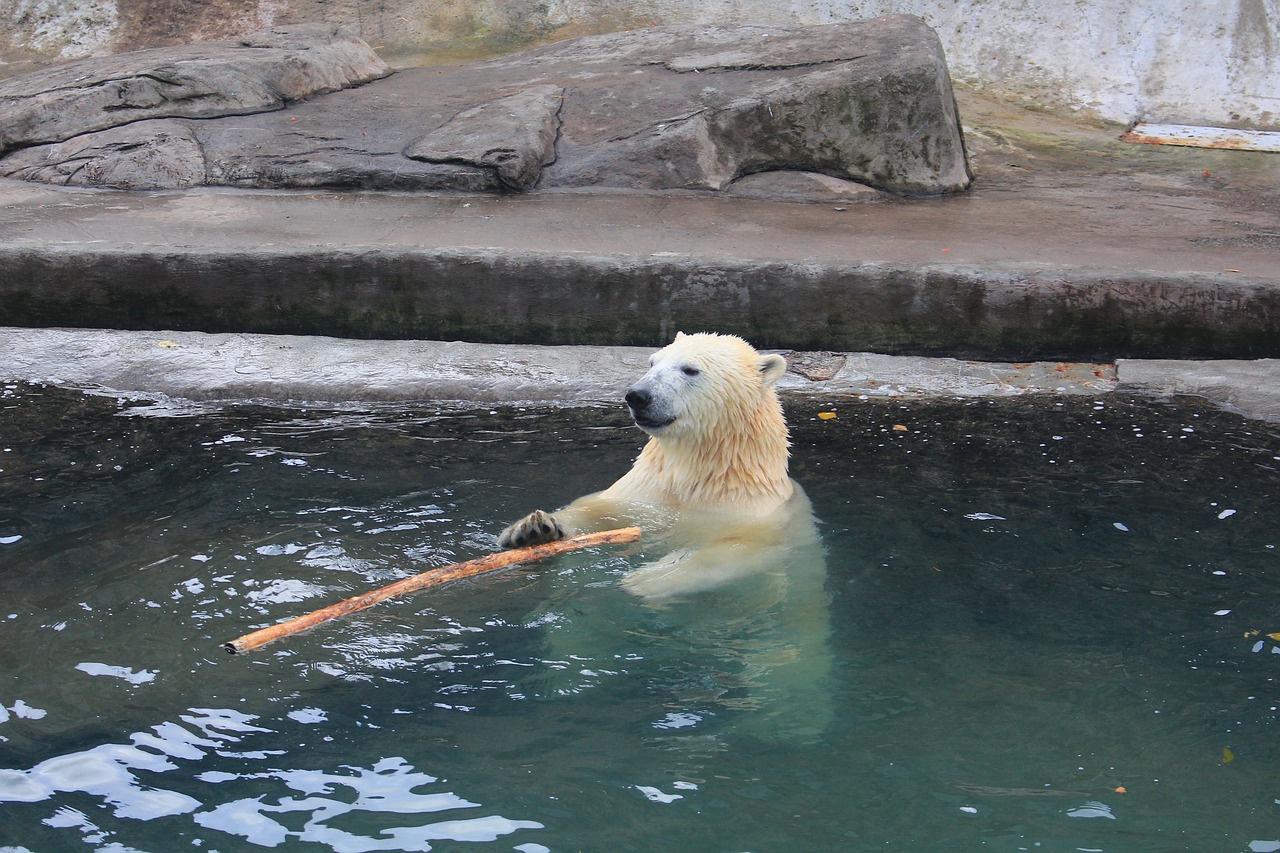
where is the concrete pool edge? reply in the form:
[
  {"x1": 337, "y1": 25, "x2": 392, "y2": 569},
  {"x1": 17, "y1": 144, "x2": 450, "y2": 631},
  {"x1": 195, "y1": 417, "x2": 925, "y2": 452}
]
[
  {"x1": 15, "y1": 254, "x2": 1280, "y2": 359},
  {"x1": 3, "y1": 326, "x2": 1278, "y2": 423},
  {"x1": 1, "y1": 224, "x2": 1278, "y2": 363}
]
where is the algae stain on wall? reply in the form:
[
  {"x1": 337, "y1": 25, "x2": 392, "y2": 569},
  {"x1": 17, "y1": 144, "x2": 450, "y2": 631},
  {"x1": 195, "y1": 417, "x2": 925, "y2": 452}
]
[{"x1": 1231, "y1": 0, "x2": 1278, "y2": 125}]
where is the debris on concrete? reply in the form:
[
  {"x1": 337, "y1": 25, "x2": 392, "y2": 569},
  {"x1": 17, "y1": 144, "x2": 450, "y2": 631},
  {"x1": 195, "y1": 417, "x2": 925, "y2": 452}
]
[{"x1": 1121, "y1": 123, "x2": 1280, "y2": 153}]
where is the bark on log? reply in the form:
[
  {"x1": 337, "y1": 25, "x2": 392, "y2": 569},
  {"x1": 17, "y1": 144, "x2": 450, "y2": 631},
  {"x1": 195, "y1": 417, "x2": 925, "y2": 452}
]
[{"x1": 222, "y1": 526, "x2": 641, "y2": 654}]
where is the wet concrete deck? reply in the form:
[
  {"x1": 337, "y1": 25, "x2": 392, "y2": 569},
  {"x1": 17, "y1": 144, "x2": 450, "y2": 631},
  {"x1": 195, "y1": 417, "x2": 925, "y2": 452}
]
[{"x1": 0, "y1": 87, "x2": 1278, "y2": 417}]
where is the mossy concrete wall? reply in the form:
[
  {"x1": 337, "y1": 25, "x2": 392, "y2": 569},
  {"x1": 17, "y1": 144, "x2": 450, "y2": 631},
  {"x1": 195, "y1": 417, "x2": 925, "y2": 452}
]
[
  {"x1": 4, "y1": 0, "x2": 1277, "y2": 128},
  {"x1": 3, "y1": 245, "x2": 1277, "y2": 361}
]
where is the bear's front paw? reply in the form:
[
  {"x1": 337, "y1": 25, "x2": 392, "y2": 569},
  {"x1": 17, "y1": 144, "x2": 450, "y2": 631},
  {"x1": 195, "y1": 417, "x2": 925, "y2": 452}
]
[{"x1": 498, "y1": 509, "x2": 567, "y2": 549}]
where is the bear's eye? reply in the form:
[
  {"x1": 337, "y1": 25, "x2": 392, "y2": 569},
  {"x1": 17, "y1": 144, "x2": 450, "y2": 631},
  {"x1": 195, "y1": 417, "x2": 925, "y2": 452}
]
[{"x1": 681, "y1": 365, "x2": 700, "y2": 377}]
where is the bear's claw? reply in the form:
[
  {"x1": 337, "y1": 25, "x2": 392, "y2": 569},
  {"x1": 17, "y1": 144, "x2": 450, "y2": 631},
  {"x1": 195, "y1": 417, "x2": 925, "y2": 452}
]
[{"x1": 498, "y1": 509, "x2": 567, "y2": 549}]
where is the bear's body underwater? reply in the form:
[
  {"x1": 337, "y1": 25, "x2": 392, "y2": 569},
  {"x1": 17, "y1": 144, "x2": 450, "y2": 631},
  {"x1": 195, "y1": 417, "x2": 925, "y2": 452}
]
[{"x1": 500, "y1": 333, "x2": 834, "y2": 740}]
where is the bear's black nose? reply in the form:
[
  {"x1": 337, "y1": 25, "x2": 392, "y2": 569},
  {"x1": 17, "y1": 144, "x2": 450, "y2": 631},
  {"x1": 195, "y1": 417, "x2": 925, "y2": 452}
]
[{"x1": 625, "y1": 387, "x2": 651, "y2": 410}]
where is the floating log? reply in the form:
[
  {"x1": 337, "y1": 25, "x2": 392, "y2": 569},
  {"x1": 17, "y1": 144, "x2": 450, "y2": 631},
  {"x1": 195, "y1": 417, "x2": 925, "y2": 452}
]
[{"x1": 222, "y1": 526, "x2": 641, "y2": 654}]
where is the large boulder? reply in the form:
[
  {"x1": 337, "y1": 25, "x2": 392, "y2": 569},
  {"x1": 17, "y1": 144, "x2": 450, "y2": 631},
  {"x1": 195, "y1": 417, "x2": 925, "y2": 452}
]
[
  {"x1": 524, "y1": 16, "x2": 972, "y2": 195},
  {"x1": 404, "y1": 85, "x2": 565, "y2": 192},
  {"x1": 0, "y1": 25, "x2": 391, "y2": 155},
  {"x1": 0, "y1": 15, "x2": 971, "y2": 197},
  {"x1": 3, "y1": 119, "x2": 207, "y2": 189}
]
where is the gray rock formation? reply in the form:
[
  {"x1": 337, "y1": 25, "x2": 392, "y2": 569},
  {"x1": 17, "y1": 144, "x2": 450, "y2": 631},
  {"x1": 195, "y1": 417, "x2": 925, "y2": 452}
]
[
  {"x1": 404, "y1": 84, "x2": 565, "y2": 192},
  {"x1": 0, "y1": 25, "x2": 391, "y2": 155},
  {"x1": 2, "y1": 120, "x2": 208, "y2": 190},
  {"x1": 0, "y1": 15, "x2": 971, "y2": 197}
]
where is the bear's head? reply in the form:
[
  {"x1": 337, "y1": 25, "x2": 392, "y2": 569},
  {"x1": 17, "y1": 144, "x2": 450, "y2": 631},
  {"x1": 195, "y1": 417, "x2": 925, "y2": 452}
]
[{"x1": 624, "y1": 332, "x2": 788, "y2": 440}]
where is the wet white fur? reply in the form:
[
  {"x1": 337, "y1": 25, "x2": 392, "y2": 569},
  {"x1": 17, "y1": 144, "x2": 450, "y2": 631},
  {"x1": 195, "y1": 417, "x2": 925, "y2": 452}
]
[
  {"x1": 506, "y1": 332, "x2": 814, "y2": 599},
  {"x1": 504, "y1": 333, "x2": 833, "y2": 737}
]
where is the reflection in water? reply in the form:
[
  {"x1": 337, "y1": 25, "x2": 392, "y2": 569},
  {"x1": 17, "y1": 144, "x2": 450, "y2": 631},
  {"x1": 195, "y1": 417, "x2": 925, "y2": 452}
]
[
  {"x1": 1, "y1": 709, "x2": 242, "y2": 819},
  {"x1": 0, "y1": 707, "x2": 543, "y2": 851},
  {"x1": 195, "y1": 757, "x2": 541, "y2": 850}
]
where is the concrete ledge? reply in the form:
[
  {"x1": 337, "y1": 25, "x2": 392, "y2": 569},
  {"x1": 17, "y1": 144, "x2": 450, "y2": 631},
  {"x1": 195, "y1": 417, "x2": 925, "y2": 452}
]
[
  {"x1": 2, "y1": 245, "x2": 1277, "y2": 361},
  {"x1": 7, "y1": 327, "x2": 1277, "y2": 421},
  {"x1": 0, "y1": 326, "x2": 1118, "y2": 405},
  {"x1": 1117, "y1": 358, "x2": 1280, "y2": 423},
  {"x1": 0, "y1": 323, "x2": 1201, "y2": 401}
]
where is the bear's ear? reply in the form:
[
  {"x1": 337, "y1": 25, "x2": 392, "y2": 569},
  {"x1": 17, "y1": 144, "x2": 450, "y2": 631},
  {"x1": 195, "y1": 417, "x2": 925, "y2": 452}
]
[
  {"x1": 758, "y1": 353, "x2": 787, "y2": 386},
  {"x1": 674, "y1": 331, "x2": 686, "y2": 341}
]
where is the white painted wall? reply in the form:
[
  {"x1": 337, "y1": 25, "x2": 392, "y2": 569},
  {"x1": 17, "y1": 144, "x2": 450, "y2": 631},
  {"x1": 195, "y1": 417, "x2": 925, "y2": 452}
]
[
  {"x1": 540, "y1": 0, "x2": 1280, "y2": 127},
  {"x1": 4, "y1": 0, "x2": 1278, "y2": 127},
  {"x1": 6, "y1": 0, "x2": 118, "y2": 57}
]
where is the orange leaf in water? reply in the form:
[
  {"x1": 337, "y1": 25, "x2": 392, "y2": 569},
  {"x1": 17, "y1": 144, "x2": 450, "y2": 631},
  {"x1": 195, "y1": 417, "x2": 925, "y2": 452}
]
[
  {"x1": 1222, "y1": 747, "x2": 1235, "y2": 764},
  {"x1": 817, "y1": 412, "x2": 837, "y2": 420},
  {"x1": 892, "y1": 424, "x2": 909, "y2": 432},
  {"x1": 1267, "y1": 633, "x2": 1280, "y2": 642}
]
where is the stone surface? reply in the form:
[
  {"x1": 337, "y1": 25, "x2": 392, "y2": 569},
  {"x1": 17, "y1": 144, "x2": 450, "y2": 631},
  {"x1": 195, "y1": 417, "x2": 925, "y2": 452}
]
[
  {"x1": 724, "y1": 171, "x2": 889, "y2": 202},
  {"x1": 0, "y1": 25, "x2": 392, "y2": 155},
  {"x1": 404, "y1": 84, "x2": 565, "y2": 191},
  {"x1": 0, "y1": 84, "x2": 1275, "y2": 361},
  {"x1": 1, "y1": 238, "x2": 1275, "y2": 360},
  {"x1": 529, "y1": 17, "x2": 971, "y2": 195},
  {"x1": 0, "y1": 327, "x2": 1117, "y2": 407},
  {"x1": 6, "y1": 0, "x2": 1275, "y2": 130},
  {"x1": 7, "y1": 327, "x2": 1280, "y2": 425},
  {"x1": 1117, "y1": 359, "x2": 1280, "y2": 423},
  {"x1": 2, "y1": 120, "x2": 207, "y2": 189},
  {"x1": 0, "y1": 15, "x2": 971, "y2": 196}
]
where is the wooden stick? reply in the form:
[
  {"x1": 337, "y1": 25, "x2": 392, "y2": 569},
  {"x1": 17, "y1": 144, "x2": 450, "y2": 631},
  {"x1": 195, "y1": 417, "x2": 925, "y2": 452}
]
[{"x1": 222, "y1": 526, "x2": 640, "y2": 655}]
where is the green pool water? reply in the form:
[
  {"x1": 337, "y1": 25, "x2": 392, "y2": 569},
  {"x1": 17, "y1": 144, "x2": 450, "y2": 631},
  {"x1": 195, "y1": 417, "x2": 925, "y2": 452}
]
[{"x1": 0, "y1": 383, "x2": 1277, "y2": 852}]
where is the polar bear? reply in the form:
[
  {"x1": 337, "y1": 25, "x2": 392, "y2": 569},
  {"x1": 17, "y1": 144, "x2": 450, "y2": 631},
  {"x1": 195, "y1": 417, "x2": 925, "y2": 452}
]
[
  {"x1": 499, "y1": 331, "x2": 817, "y2": 599},
  {"x1": 499, "y1": 332, "x2": 832, "y2": 738}
]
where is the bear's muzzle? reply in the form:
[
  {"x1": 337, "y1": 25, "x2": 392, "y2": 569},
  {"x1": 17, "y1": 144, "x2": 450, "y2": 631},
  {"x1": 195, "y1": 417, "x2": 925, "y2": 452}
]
[{"x1": 626, "y1": 384, "x2": 675, "y2": 430}]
